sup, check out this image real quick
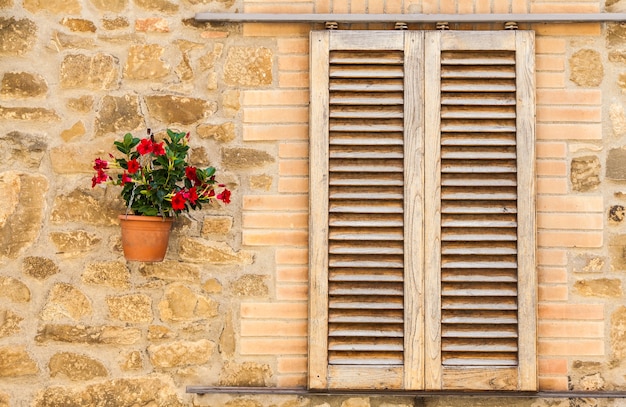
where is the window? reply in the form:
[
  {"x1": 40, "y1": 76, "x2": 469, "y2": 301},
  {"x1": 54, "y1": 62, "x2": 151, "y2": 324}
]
[{"x1": 309, "y1": 30, "x2": 536, "y2": 391}]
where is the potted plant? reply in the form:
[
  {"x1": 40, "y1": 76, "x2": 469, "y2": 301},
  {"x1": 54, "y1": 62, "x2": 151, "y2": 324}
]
[{"x1": 91, "y1": 128, "x2": 231, "y2": 262}]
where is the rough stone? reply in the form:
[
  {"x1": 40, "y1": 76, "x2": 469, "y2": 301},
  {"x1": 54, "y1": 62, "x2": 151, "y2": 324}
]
[
  {"x1": 0, "y1": 346, "x2": 38, "y2": 377},
  {"x1": 50, "y1": 230, "x2": 101, "y2": 257},
  {"x1": 222, "y1": 147, "x2": 275, "y2": 170},
  {"x1": 50, "y1": 136, "x2": 118, "y2": 174},
  {"x1": 220, "y1": 311, "x2": 235, "y2": 356},
  {"x1": 571, "y1": 155, "x2": 600, "y2": 192},
  {"x1": 202, "y1": 216, "x2": 233, "y2": 235},
  {"x1": 0, "y1": 17, "x2": 37, "y2": 55},
  {"x1": 95, "y1": 94, "x2": 143, "y2": 136},
  {"x1": 51, "y1": 189, "x2": 121, "y2": 226},
  {"x1": 60, "y1": 17, "x2": 96, "y2": 32},
  {"x1": 222, "y1": 90, "x2": 241, "y2": 116},
  {"x1": 89, "y1": 0, "x2": 126, "y2": 11},
  {"x1": 202, "y1": 278, "x2": 223, "y2": 294},
  {"x1": 612, "y1": 306, "x2": 626, "y2": 360},
  {"x1": 219, "y1": 362, "x2": 272, "y2": 386},
  {"x1": 119, "y1": 350, "x2": 142, "y2": 371},
  {"x1": 107, "y1": 294, "x2": 152, "y2": 323},
  {"x1": 49, "y1": 30, "x2": 95, "y2": 50},
  {"x1": 102, "y1": 17, "x2": 129, "y2": 30},
  {"x1": 199, "y1": 43, "x2": 224, "y2": 71},
  {"x1": 0, "y1": 131, "x2": 47, "y2": 169},
  {"x1": 574, "y1": 278, "x2": 622, "y2": 298},
  {"x1": 0, "y1": 0, "x2": 11, "y2": 7},
  {"x1": 60, "y1": 121, "x2": 86, "y2": 141},
  {"x1": 0, "y1": 71, "x2": 47, "y2": 98},
  {"x1": 36, "y1": 324, "x2": 141, "y2": 345},
  {"x1": 49, "y1": 352, "x2": 108, "y2": 381},
  {"x1": 41, "y1": 283, "x2": 92, "y2": 321},
  {"x1": 0, "y1": 105, "x2": 60, "y2": 122},
  {"x1": 189, "y1": 145, "x2": 210, "y2": 166},
  {"x1": 569, "y1": 49, "x2": 603, "y2": 87},
  {"x1": 145, "y1": 95, "x2": 214, "y2": 125},
  {"x1": 611, "y1": 103, "x2": 626, "y2": 138},
  {"x1": 82, "y1": 261, "x2": 130, "y2": 289},
  {"x1": 224, "y1": 47, "x2": 273, "y2": 87},
  {"x1": 341, "y1": 399, "x2": 370, "y2": 407},
  {"x1": 34, "y1": 378, "x2": 185, "y2": 407},
  {"x1": 148, "y1": 325, "x2": 176, "y2": 340},
  {"x1": 609, "y1": 234, "x2": 626, "y2": 270},
  {"x1": 250, "y1": 174, "x2": 273, "y2": 191},
  {"x1": 22, "y1": 256, "x2": 60, "y2": 280},
  {"x1": 23, "y1": 0, "x2": 80, "y2": 13},
  {"x1": 0, "y1": 392, "x2": 7, "y2": 407},
  {"x1": 148, "y1": 339, "x2": 215, "y2": 368},
  {"x1": 135, "y1": 18, "x2": 170, "y2": 32},
  {"x1": 158, "y1": 283, "x2": 219, "y2": 322},
  {"x1": 60, "y1": 53, "x2": 119, "y2": 90},
  {"x1": 139, "y1": 261, "x2": 200, "y2": 282},
  {"x1": 197, "y1": 122, "x2": 236, "y2": 143},
  {"x1": 179, "y1": 237, "x2": 254, "y2": 264},
  {"x1": 133, "y1": 0, "x2": 178, "y2": 12},
  {"x1": 0, "y1": 309, "x2": 22, "y2": 338},
  {"x1": 606, "y1": 148, "x2": 626, "y2": 180},
  {"x1": 0, "y1": 276, "x2": 30, "y2": 303},
  {"x1": 231, "y1": 275, "x2": 269, "y2": 297},
  {"x1": 608, "y1": 23, "x2": 626, "y2": 48},
  {"x1": 124, "y1": 44, "x2": 170, "y2": 80},
  {"x1": 66, "y1": 95, "x2": 94, "y2": 112},
  {"x1": 609, "y1": 205, "x2": 625, "y2": 224},
  {"x1": 186, "y1": 0, "x2": 234, "y2": 6}
]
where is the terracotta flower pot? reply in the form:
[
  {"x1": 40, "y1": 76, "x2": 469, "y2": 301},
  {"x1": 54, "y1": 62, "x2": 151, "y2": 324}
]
[{"x1": 118, "y1": 214, "x2": 174, "y2": 262}]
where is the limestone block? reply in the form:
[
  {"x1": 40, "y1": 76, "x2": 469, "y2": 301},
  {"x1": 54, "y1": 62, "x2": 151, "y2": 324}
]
[
  {"x1": 341, "y1": 399, "x2": 370, "y2": 407},
  {"x1": 60, "y1": 53, "x2": 119, "y2": 90},
  {"x1": 135, "y1": 18, "x2": 170, "y2": 33},
  {"x1": 49, "y1": 352, "x2": 108, "y2": 381},
  {"x1": 222, "y1": 147, "x2": 275, "y2": 170},
  {"x1": 158, "y1": 283, "x2": 218, "y2": 322},
  {"x1": 51, "y1": 189, "x2": 121, "y2": 226},
  {"x1": 148, "y1": 325, "x2": 176, "y2": 340},
  {"x1": 574, "y1": 278, "x2": 622, "y2": 298},
  {"x1": 139, "y1": 261, "x2": 200, "y2": 282},
  {"x1": 197, "y1": 122, "x2": 236, "y2": 143},
  {"x1": 0, "y1": 276, "x2": 30, "y2": 303},
  {"x1": 22, "y1": 256, "x2": 60, "y2": 280},
  {"x1": 107, "y1": 294, "x2": 152, "y2": 323},
  {"x1": 250, "y1": 174, "x2": 273, "y2": 191},
  {"x1": 89, "y1": 0, "x2": 127, "y2": 12},
  {"x1": 224, "y1": 47, "x2": 273, "y2": 87},
  {"x1": 186, "y1": 0, "x2": 234, "y2": 6},
  {"x1": 49, "y1": 31, "x2": 95, "y2": 50},
  {"x1": 145, "y1": 95, "x2": 215, "y2": 125},
  {"x1": 60, "y1": 121, "x2": 86, "y2": 141},
  {"x1": 0, "y1": 345, "x2": 38, "y2": 377},
  {"x1": 23, "y1": 0, "x2": 80, "y2": 13},
  {"x1": 0, "y1": 71, "x2": 47, "y2": 98},
  {"x1": 231, "y1": 275, "x2": 268, "y2": 297},
  {"x1": 569, "y1": 49, "x2": 603, "y2": 87},
  {"x1": 34, "y1": 378, "x2": 185, "y2": 407},
  {"x1": 0, "y1": 131, "x2": 47, "y2": 169},
  {"x1": 571, "y1": 155, "x2": 600, "y2": 192},
  {"x1": 0, "y1": 0, "x2": 11, "y2": 7},
  {"x1": 119, "y1": 350, "x2": 142, "y2": 371},
  {"x1": 41, "y1": 283, "x2": 92, "y2": 321},
  {"x1": 66, "y1": 95, "x2": 94, "y2": 112},
  {"x1": 0, "y1": 391, "x2": 7, "y2": 407},
  {"x1": 201, "y1": 216, "x2": 233, "y2": 235},
  {"x1": 0, "y1": 105, "x2": 60, "y2": 121},
  {"x1": 50, "y1": 230, "x2": 101, "y2": 257},
  {"x1": 179, "y1": 237, "x2": 253, "y2": 264},
  {"x1": 102, "y1": 17, "x2": 129, "y2": 30},
  {"x1": 60, "y1": 18, "x2": 96, "y2": 32},
  {"x1": 609, "y1": 234, "x2": 626, "y2": 270},
  {"x1": 608, "y1": 23, "x2": 626, "y2": 48},
  {"x1": 189, "y1": 145, "x2": 210, "y2": 166},
  {"x1": 606, "y1": 148, "x2": 626, "y2": 180},
  {"x1": 0, "y1": 17, "x2": 36, "y2": 55},
  {"x1": 612, "y1": 307, "x2": 626, "y2": 360},
  {"x1": 82, "y1": 261, "x2": 130, "y2": 289},
  {"x1": 0, "y1": 309, "x2": 22, "y2": 338},
  {"x1": 94, "y1": 94, "x2": 143, "y2": 136},
  {"x1": 202, "y1": 278, "x2": 223, "y2": 294},
  {"x1": 610, "y1": 103, "x2": 626, "y2": 137},
  {"x1": 35, "y1": 324, "x2": 141, "y2": 345},
  {"x1": 222, "y1": 90, "x2": 241, "y2": 116},
  {"x1": 219, "y1": 361, "x2": 271, "y2": 387},
  {"x1": 124, "y1": 44, "x2": 170, "y2": 80},
  {"x1": 148, "y1": 339, "x2": 215, "y2": 368},
  {"x1": 133, "y1": 0, "x2": 178, "y2": 12}
]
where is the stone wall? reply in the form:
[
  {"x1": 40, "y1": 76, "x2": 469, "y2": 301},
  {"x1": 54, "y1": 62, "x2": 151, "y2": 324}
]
[{"x1": 1, "y1": 0, "x2": 626, "y2": 406}]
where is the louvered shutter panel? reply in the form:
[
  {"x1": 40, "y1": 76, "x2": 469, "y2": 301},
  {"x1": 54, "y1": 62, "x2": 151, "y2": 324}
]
[
  {"x1": 309, "y1": 30, "x2": 423, "y2": 390},
  {"x1": 424, "y1": 31, "x2": 536, "y2": 391}
]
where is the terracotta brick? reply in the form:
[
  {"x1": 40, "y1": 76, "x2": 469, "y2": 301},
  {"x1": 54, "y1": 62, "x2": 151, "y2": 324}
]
[
  {"x1": 279, "y1": 142, "x2": 308, "y2": 158},
  {"x1": 536, "y1": 38, "x2": 567, "y2": 54},
  {"x1": 201, "y1": 31, "x2": 229, "y2": 39},
  {"x1": 511, "y1": 0, "x2": 528, "y2": 13},
  {"x1": 537, "y1": 196, "x2": 603, "y2": 212},
  {"x1": 538, "y1": 284, "x2": 568, "y2": 301},
  {"x1": 475, "y1": 0, "x2": 491, "y2": 13},
  {"x1": 279, "y1": 55, "x2": 309, "y2": 71},
  {"x1": 243, "y1": 90, "x2": 309, "y2": 106},
  {"x1": 458, "y1": 0, "x2": 473, "y2": 13},
  {"x1": 350, "y1": 0, "x2": 367, "y2": 13},
  {"x1": 536, "y1": 71, "x2": 565, "y2": 88},
  {"x1": 277, "y1": 266, "x2": 308, "y2": 282},
  {"x1": 243, "y1": 230, "x2": 308, "y2": 246},
  {"x1": 243, "y1": 23, "x2": 310, "y2": 37},
  {"x1": 277, "y1": 374, "x2": 307, "y2": 387},
  {"x1": 537, "y1": 213, "x2": 603, "y2": 230},
  {"x1": 537, "y1": 177, "x2": 568, "y2": 194},
  {"x1": 277, "y1": 248, "x2": 308, "y2": 266},
  {"x1": 241, "y1": 320, "x2": 307, "y2": 337},
  {"x1": 531, "y1": 3, "x2": 599, "y2": 13},
  {"x1": 536, "y1": 160, "x2": 567, "y2": 177},
  {"x1": 538, "y1": 303, "x2": 604, "y2": 320},
  {"x1": 537, "y1": 107, "x2": 601, "y2": 123},
  {"x1": 537, "y1": 89, "x2": 601, "y2": 105},
  {"x1": 369, "y1": 0, "x2": 384, "y2": 13},
  {"x1": 422, "y1": 0, "x2": 438, "y2": 13},
  {"x1": 278, "y1": 356, "x2": 307, "y2": 373},
  {"x1": 538, "y1": 230, "x2": 603, "y2": 248},
  {"x1": 539, "y1": 358, "x2": 568, "y2": 375},
  {"x1": 241, "y1": 302, "x2": 307, "y2": 319},
  {"x1": 538, "y1": 267, "x2": 567, "y2": 284},
  {"x1": 243, "y1": 3, "x2": 313, "y2": 13},
  {"x1": 538, "y1": 339, "x2": 604, "y2": 356},
  {"x1": 277, "y1": 283, "x2": 308, "y2": 300},
  {"x1": 243, "y1": 212, "x2": 308, "y2": 229},
  {"x1": 244, "y1": 107, "x2": 309, "y2": 123},
  {"x1": 332, "y1": 0, "x2": 349, "y2": 13},
  {"x1": 537, "y1": 248, "x2": 567, "y2": 266},
  {"x1": 314, "y1": 0, "x2": 331, "y2": 13},
  {"x1": 280, "y1": 160, "x2": 308, "y2": 176},
  {"x1": 536, "y1": 55, "x2": 565, "y2": 71},
  {"x1": 536, "y1": 141, "x2": 566, "y2": 158},
  {"x1": 279, "y1": 71, "x2": 309, "y2": 88},
  {"x1": 241, "y1": 338, "x2": 307, "y2": 355},
  {"x1": 533, "y1": 22, "x2": 601, "y2": 36},
  {"x1": 387, "y1": 0, "x2": 404, "y2": 13},
  {"x1": 243, "y1": 124, "x2": 308, "y2": 141},
  {"x1": 279, "y1": 177, "x2": 309, "y2": 193},
  {"x1": 493, "y1": 0, "x2": 510, "y2": 13},
  {"x1": 539, "y1": 376, "x2": 569, "y2": 391},
  {"x1": 243, "y1": 195, "x2": 308, "y2": 211},
  {"x1": 538, "y1": 321, "x2": 604, "y2": 338},
  {"x1": 278, "y1": 38, "x2": 309, "y2": 54},
  {"x1": 439, "y1": 0, "x2": 456, "y2": 13}
]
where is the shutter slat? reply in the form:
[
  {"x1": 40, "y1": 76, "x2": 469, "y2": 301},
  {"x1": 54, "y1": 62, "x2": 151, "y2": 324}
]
[
  {"x1": 330, "y1": 66, "x2": 404, "y2": 79},
  {"x1": 330, "y1": 51, "x2": 404, "y2": 65},
  {"x1": 329, "y1": 228, "x2": 404, "y2": 241},
  {"x1": 330, "y1": 92, "x2": 404, "y2": 105},
  {"x1": 330, "y1": 241, "x2": 404, "y2": 255},
  {"x1": 330, "y1": 146, "x2": 404, "y2": 159},
  {"x1": 329, "y1": 352, "x2": 403, "y2": 365},
  {"x1": 330, "y1": 200, "x2": 404, "y2": 214},
  {"x1": 330, "y1": 81, "x2": 404, "y2": 92},
  {"x1": 329, "y1": 213, "x2": 404, "y2": 227},
  {"x1": 330, "y1": 186, "x2": 404, "y2": 200},
  {"x1": 441, "y1": 133, "x2": 516, "y2": 146},
  {"x1": 442, "y1": 296, "x2": 518, "y2": 309},
  {"x1": 330, "y1": 268, "x2": 404, "y2": 282},
  {"x1": 441, "y1": 93, "x2": 516, "y2": 106},
  {"x1": 329, "y1": 323, "x2": 404, "y2": 337},
  {"x1": 330, "y1": 133, "x2": 404, "y2": 146},
  {"x1": 442, "y1": 324, "x2": 518, "y2": 338}
]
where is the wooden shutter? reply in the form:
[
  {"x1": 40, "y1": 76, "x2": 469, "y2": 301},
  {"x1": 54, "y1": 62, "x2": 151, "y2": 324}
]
[
  {"x1": 309, "y1": 30, "x2": 423, "y2": 390},
  {"x1": 424, "y1": 31, "x2": 536, "y2": 391}
]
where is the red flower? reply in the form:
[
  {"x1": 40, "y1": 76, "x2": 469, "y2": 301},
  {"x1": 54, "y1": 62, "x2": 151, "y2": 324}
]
[
  {"x1": 217, "y1": 189, "x2": 231, "y2": 204},
  {"x1": 121, "y1": 172, "x2": 132, "y2": 185},
  {"x1": 93, "y1": 158, "x2": 108, "y2": 171},
  {"x1": 185, "y1": 167, "x2": 199, "y2": 184},
  {"x1": 187, "y1": 187, "x2": 198, "y2": 204},
  {"x1": 137, "y1": 138, "x2": 153, "y2": 155},
  {"x1": 152, "y1": 142, "x2": 165, "y2": 156},
  {"x1": 127, "y1": 159, "x2": 140, "y2": 174},
  {"x1": 172, "y1": 191, "x2": 186, "y2": 210},
  {"x1": 91, "y1": 169, "x2": 108, "y2": 187}
]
